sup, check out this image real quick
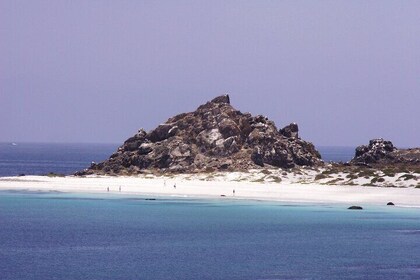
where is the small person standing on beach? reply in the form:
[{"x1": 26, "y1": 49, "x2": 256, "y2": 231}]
[
  {"x1": 119, "y1": 186, "x2": 121, "y2": 192},
  {"x1": 174, "y1": 183, "x2": 176, "y2": 189},
  {"x1": 233, "y1": 189, "x2": 235, "y2": 196},
  {"x1": 107, "y1": 187, "x2": 109, "y2": 192}
]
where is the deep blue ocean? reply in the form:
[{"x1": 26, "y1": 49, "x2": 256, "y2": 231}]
[
  {"x1": 2, "y1": 143, "x2": 419, "y2": 279},
  {"x1": 0, "y1": 143, "x2": 117, "y2": 177},
  {"x1": 0, "y1": 193, "x2": 419, "y2": 279}
]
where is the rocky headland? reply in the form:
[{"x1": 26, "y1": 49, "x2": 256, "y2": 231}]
[
  {"x1": 77, "y1": 95, "x2": 322, "y2": 175},
  {"x1": 312, "y1": 139, "x2": 419, "y2": 188},
  {"x1": 350, "y1": 138, "x2": 420, "y2": 167}
]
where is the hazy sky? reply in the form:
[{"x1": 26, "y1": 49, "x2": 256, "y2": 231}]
[{"x1": 1, "y1": 0, "x2": 419, "y2": 147}]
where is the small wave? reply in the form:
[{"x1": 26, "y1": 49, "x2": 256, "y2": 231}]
[
  {"x1": 0, "y1": 189, "x2": 62, "y2": 195},
  {"x1": 394, "y1": 229, "x2": 420, "y2": 234},
  {"x1": 396, "y1": 205, "x2": 420, "y2": 209}
]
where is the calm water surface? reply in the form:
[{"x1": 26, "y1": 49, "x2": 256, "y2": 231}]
[
  {"x1": 0, "y1": 143, "x2": 354, "y2": 177},
  {"x1": 0, "y1": 143, "x2": 117, "y2": 176},
  {"x1": 0, "y1": 191, "x2": 419, "y2": 279}
]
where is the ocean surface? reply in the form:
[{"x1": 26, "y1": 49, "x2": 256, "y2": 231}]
[
  {"x1": 1, "y1": 143, "x2": 419, "y2": 279},
  {"x1": 0, "y1": 192, "x2": 419, "y2": 280},
  {"x1": 0, "y1": 143, "x2": 117, "y2": 177},
  {"x1": 0, "y1": 143, "x2": 355, "y2": 177}
]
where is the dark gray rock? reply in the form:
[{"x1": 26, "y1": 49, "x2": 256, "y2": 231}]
[
  {"x1": 280, "y1": 123, "x2": 299, "y2": 138},
  {"x1": 348, "y1": 206, "x2": 363, "y2": 210},
  {"x1": 211, "y1": 94, "x2": 230, "y2": 104},
  {"x1": 251, "y1": 147, "x2": 264, "y2": 167},
  {"x1": 147, "y1": 124, "x2": 177, "y2": 142}
]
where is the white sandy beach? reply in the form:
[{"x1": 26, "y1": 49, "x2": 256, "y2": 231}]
[{"x1": 0, "y1": 172, "x2": 419, "y2": 207}]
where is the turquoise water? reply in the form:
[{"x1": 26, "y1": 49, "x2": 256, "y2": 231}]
[{"x1": 1, "y1": 191, "x2": 419, "y2": 279}]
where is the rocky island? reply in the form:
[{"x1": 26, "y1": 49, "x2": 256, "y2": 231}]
[
  {"x1": 77, "y1": 95, "x2": 322, "y2": 175},
  {"x1": 2, "y1": 96, "x2": 418, "y2": 207},
  {"x1": 71, "y1": 94, "x2": 419, "y2": 192}
]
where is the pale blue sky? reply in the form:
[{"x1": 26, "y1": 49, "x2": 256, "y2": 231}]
[{"x1": 1, "y1": 0, "x2": 419, "y2": 147}]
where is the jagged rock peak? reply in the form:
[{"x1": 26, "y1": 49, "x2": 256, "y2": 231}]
[
  {"x1": 77, "y1": 95, "x2": 323, "y2": 175},
  {"x1": 210, "y1": 94, "x2": 230, "y2": 104}
]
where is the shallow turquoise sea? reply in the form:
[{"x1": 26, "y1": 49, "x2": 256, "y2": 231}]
[{"x1": 1, "y1": 191, "x2": 419, "y2": 279}]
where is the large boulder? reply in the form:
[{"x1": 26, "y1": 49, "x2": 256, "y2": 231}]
[
  {"x1": 280, "y1": 123, "x2": 299, "y2": 138},
  {"x1": 147, "y1": 124, "x2": 178, "y2": 142}
]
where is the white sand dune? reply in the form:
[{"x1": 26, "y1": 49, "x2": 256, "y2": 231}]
[{"x1": 0, "y1": 173, "x2": 419, "y2": 207}]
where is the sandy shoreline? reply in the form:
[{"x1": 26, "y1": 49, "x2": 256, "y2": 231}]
[{"x1": 0, "y1": 174, "x2": 419, "y2": 208}]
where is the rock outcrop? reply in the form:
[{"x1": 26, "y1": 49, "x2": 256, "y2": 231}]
[
  {"x1": 351, "y1": 139, "x2": 396, "y2": 164},
  {"x1": 77, "y1": 95, "x2": 322, "y2": 175},
  {"x1": 351, "y1": 138, "x2": 420, "y2": 166},
  {"x1": 348, "y1": 206, "x2": 363, "y2": 210}
]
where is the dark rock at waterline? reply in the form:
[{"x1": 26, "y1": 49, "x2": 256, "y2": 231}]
[
  {"x1": 77, "y1": 94, "x2": 322, "y2": 175},
  {"x1": 387, "y1": 202, "x2": 395, "y2": 206},
  {"x1": 348, "y1": 206, "x2": 363, "y2": 210}
]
